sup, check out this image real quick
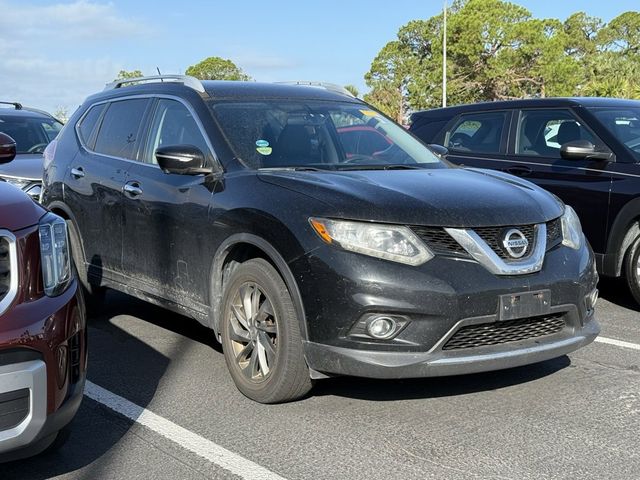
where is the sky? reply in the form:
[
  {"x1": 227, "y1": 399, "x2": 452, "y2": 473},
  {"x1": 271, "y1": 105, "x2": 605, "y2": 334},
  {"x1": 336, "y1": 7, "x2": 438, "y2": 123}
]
[{"x1": 0, "y1": 0, "x2": 638, "y2": 116}]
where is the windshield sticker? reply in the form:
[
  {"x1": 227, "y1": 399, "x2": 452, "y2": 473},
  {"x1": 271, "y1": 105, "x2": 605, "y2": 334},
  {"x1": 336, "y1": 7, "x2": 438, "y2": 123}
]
[
  {"x1": 256, "y1": 146, "x2": 273, "y2": 155},
  {"x1": 360, "y1": 109, "x2": 386, "y2": 123},
  {"x1": 256, "y1": 139, "x2": 270, "y2": 148}
]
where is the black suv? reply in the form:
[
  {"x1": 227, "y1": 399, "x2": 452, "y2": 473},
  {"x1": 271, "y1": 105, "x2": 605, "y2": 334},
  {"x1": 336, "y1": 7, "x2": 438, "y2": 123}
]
[
  {"x1": 0, "y1": 102, "x2": 63, "y2": 200},
  {"x1": 42, "y1": 76, "x2": 599, "y2": 403},
  {"x1": 410, "y1": 98, "x2": 640, "y2": 305}
]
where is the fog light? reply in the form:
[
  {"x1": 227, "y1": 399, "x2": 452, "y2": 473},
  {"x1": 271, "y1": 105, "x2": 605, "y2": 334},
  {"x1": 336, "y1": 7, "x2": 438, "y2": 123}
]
[{"x1": 366, "y1": 316, "x2": 397, "y2": 339}]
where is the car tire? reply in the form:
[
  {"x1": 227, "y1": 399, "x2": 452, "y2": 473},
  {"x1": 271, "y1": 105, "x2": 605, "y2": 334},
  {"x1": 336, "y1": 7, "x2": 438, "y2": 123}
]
[
  {"x1": 220, "y1": 258, "x2": 312, "y2": 403},
  {"x1": 624, "y1": 234, "x2": 640, "y2": 306},
  {"x1": 67, "y1": 220, "x2": 106, "y2": 314}
]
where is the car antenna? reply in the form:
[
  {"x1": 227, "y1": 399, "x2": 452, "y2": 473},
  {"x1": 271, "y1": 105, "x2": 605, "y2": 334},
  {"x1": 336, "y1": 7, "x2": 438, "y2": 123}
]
[{"x1": 157, "y1": 67, "x2": 163, "y2": 81}]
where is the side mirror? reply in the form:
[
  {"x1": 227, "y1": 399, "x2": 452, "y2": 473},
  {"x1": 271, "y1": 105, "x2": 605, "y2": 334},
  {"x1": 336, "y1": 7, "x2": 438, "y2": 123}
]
[
  {"x1": 560, "y1": 140, "x2": 612, "y2": 161},
  {"x1": 428, "y1": 144, "x2": 449, "y2": 158},
  {"x1": 155, "y1": 145, "x2": 210, "y2": 175},
  {"x1": 0, "y1": 132, "x2": 17, "y2": 164}
]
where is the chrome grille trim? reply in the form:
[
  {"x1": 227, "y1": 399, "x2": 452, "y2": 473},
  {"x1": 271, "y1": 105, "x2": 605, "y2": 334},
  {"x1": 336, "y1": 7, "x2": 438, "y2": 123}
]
[
  {"x1": 445, "y1": 223, "x2": 547, "y2": 275},
  {"x1": 0, "y1": 231, "x2": 18, "y2": 316}
]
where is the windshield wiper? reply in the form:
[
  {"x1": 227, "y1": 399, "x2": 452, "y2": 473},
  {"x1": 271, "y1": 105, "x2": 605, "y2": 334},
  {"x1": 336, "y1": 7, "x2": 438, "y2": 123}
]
[
  {"x1": 335, "y1": 164, "x2": 425, "y2": 171},
  {"x1": 259, "y1": 166, "x2": 332, "y2": 172}
]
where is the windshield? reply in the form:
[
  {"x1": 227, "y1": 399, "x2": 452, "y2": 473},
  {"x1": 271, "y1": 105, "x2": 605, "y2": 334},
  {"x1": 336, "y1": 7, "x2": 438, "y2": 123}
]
[
  {"x1": 0, "y1": 115, "x2": 63, "y2": 154},
  {"x1": 587, "y1": 107, "x2": 640, "y2": 161},
  {"x1": 209, "y1": 100, "x2": 444, "y2": 170}
]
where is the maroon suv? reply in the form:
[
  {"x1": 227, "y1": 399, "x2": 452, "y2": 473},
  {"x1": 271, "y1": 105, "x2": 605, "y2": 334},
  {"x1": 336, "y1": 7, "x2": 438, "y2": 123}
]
[{"x1": 0, "y1": 133, "x2": 86, "y2": 462}]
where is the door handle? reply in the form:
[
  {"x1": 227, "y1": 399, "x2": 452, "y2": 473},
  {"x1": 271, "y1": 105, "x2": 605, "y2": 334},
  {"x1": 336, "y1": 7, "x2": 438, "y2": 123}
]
[
  {"x1": 71, "y1": 167, "x2": 85, "y2": 179},
  {"x1": 505, "y1": 166, "x2": 532, "y2": 177},
  {"x1": 123, "y1": 182, "x2": 143, "y2": 197}
]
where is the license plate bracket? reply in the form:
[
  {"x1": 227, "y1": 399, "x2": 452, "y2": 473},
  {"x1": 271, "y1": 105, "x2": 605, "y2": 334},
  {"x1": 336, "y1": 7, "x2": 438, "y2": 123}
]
[{"x1": 499, "y1": 290, "x2": 551, "y2": 321}]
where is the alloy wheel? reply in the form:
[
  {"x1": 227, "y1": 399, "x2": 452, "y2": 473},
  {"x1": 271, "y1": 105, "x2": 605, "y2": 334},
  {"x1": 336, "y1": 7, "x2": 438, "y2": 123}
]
[{"x1": 227, "y1": 282, "x2": 279, "y2": 382}]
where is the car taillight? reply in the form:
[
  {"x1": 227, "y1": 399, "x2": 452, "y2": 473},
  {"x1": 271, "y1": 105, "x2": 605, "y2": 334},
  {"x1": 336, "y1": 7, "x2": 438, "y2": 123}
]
[{"x1": 43, "y1": 139, "x2": 58, "y2": 170}]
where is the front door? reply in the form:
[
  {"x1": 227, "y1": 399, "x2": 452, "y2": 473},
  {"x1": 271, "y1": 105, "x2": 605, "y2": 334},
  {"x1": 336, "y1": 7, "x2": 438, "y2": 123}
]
[{"x1": 121, "y1": 98, "x2": 215, "y2": 308}]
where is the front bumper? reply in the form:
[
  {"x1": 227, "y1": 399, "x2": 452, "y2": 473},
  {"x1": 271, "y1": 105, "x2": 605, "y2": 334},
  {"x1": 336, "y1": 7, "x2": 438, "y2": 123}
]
[
  {"x1": 304, "y1": 315, "x2": 599, "y2": 379},
  {"x1": 0, "y1": 360, "x2": 47, "y2": 453},
  {"x1": 0, "y1": 280, "x2": 86, "y2": 460},
  {"x1": 291, "y1": 239, "x2": 599, "y2": 378}
]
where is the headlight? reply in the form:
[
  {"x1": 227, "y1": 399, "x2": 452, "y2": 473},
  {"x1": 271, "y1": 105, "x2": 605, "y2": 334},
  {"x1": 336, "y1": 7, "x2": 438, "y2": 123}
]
[
  {"x1": 309, "y1": 217, "x2": 433, "y2": 266},
  {"x1": 561, "y1": 205, "x2": 584, "y2": 250},
  {"x1": 2, "y1": 176, "x2": 31, "y2": 190},
  {"x1": 39, "y1": 213, "x2": 72, "y2": 296}
]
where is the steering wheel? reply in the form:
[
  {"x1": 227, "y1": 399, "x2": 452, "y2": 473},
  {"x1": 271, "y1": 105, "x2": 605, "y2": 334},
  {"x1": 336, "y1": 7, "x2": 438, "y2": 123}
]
[{"x1": 28, "y1": 143, "x2": 48, "y2": 154}]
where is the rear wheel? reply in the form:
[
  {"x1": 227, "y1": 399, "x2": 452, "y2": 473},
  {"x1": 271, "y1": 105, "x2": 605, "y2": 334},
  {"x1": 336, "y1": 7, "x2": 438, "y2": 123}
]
[
  {"x1": 220, "y1": 258, "x2": 312, "y2": 403},
  {"x1": 624, "y1": 235, "x2": 640, "y2": 306}
]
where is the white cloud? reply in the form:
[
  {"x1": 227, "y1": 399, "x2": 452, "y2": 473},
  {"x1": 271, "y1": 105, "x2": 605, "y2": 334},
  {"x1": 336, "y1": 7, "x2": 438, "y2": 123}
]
[
  {"x1": 0, "y1": 1, "x2": 150, "y2": 113},
  {"x1": 0, "y1": 0, "x2": 149, "y2": 40}
]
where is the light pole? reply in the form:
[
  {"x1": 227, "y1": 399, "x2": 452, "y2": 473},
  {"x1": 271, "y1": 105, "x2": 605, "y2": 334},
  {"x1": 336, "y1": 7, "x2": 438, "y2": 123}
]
[{"x1": 442, "y1": 0, "x2": 447, "y2": 108}]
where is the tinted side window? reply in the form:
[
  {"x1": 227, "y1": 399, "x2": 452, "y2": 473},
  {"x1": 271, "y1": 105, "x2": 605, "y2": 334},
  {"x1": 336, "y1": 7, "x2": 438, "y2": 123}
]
[
  {"x1": 411, "y1": 119, "x2": 449, "y2": 144},
  {"x1": 516, "y1": 109, "x2": 599, "y2": 159},
  {"x1": 144, "y1": 99, "x2": 210, "y2": 165},
  {"x1": 445, "y1": 112, "x2": 507, "y2": 154},
  {"x1": 77, "y1": 104, "x2": 105, "y2": 147},
  {"x1": 94, "y1": 99, "x2": 149, "y2": 160}
]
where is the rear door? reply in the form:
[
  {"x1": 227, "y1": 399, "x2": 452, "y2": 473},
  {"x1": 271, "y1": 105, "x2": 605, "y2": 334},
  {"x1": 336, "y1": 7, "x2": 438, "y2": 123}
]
[
  {"x1": 500, "y1": 108, "x2": 615, "y2": 254},
  {"x1": 65, "y1": 97, "x2": 151, "y2": 280},
  {"x1": 440, "y1": 110, "x2": 511, "y2": 171},
  {"x1": 121, "y1": 97, "x2": 216, "y2": 308}
]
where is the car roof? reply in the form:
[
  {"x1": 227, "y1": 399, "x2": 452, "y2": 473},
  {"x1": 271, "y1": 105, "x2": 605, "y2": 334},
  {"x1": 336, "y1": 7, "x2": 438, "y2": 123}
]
[
  {"x1": 411, "y1": 97, "x2": 640, "y2": 121},
  {"x1": 84, "y1": 80, "x2": 362, "y2": 105},
  {"x1": 0, "y1": 107, "x2": 56, "y2": 120}
]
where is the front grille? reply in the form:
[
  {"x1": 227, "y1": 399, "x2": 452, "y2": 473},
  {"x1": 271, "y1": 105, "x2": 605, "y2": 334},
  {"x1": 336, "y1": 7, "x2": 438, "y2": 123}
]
[
  {"x1": 546, "y1": 217, "x2": 562, "y2": 249},
  {"x1": 0, "y1": 388, "x2": 29, "y2": 431},
  {"x1": 473, "y1": 224, "x2": 536, "y2": 260},
  {"x1": 442, "y1": 313, "x2": 566, "y2": 350},
  {"x1": 413, "y1": 219, "x2": 562, "y2": 258},
  {"x1": 411, "y1": 226, "x2": 468, "y2": 256},
  {"x1": 0, "y1": 237, "x2": 10, "y2": 302}
]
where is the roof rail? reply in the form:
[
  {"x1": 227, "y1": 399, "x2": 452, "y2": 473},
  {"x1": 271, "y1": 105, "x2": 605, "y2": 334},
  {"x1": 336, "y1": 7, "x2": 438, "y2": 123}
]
[
  {"x1": 275, "y1": 81, "x2": 355, "y2": 98},
  {"x1": 0, "y1": 101, "x2": 23, "y2": 110},
  {"x1": 104, "y1": 75, "x2": 207, "y2": 94}
]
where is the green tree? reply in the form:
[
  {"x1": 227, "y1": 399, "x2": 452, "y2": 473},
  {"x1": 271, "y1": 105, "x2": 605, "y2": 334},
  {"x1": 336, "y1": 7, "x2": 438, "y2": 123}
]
[
  {"x1": 344, "y1": 84, "x2": 359, "y2": 97},
  {"x1": 185, "y1": 57, "x2": 251, "y2": 81},
  {"x1": 115, "y1": 69, "x2": 144, "y2": 81},
  {"x1": 364, "y1": 1, "x2": 640, "y2": 113}
]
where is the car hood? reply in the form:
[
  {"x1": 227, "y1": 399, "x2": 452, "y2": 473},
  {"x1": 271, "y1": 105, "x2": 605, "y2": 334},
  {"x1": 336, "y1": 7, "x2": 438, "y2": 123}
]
[
  {"x1": 258, "y1": 167, "x2": 564, "y2": 227},
  {"x1": 0, "y1": 154, "x2": 43, "y2": 181},
  {"x1": 0, "y1": 181, "x2": 46, "y2": 231}
]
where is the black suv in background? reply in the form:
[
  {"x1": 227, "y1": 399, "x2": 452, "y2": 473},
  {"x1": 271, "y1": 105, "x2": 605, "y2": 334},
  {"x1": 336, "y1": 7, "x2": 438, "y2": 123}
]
[
  {"x1": 42, "y1": 76, "x2": 599, "y2": 403},
  {"x1": 411, "y1": 98, "x2": 640, "y2": 305},
  {"x1": 0, "y1": 102, "x2": 63, "y2": 200}
]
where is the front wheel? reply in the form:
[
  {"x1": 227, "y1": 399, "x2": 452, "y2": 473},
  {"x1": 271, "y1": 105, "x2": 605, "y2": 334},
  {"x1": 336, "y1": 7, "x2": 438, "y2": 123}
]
[
  {"x1": 220, "y1": 258, "x2": 312, "y2": 403},
  {"x1": 624, "y1": 235, "x2": 640, "y2": 306}
]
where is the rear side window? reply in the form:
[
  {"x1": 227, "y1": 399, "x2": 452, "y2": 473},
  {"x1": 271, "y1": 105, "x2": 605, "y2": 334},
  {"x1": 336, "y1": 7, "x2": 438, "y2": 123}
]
[
  {"x1": 94, "y1": 99, "x2": 149, "y2": 160},
  {"x1": 445, "y1": 112, "x2": 507, "y2": 154},
  {"x1": 410, "y1": 119, "x2": 449, "y2": 145},
  {"x1": 77, "y1": 104, "x2": 105, "y2": 147}
]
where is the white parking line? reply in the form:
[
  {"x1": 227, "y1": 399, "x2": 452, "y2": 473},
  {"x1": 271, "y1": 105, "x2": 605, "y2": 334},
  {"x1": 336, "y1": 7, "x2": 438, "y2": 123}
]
[
  {"x1": 595, "y1": 336, "x2": 640, "y2": 351},
  {"x1": 84, "y1": 381, "x2": 287, "y2": 480},
  {"x1": 83, "y1": 336, "x2": 637, "y2": 478}
]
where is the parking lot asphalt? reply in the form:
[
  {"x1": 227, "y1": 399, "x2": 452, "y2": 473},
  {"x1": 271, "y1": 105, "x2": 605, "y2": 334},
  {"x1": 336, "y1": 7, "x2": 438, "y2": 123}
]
[{"x1": 1, "y1": 278, "x2": 639, "y2": 480}]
